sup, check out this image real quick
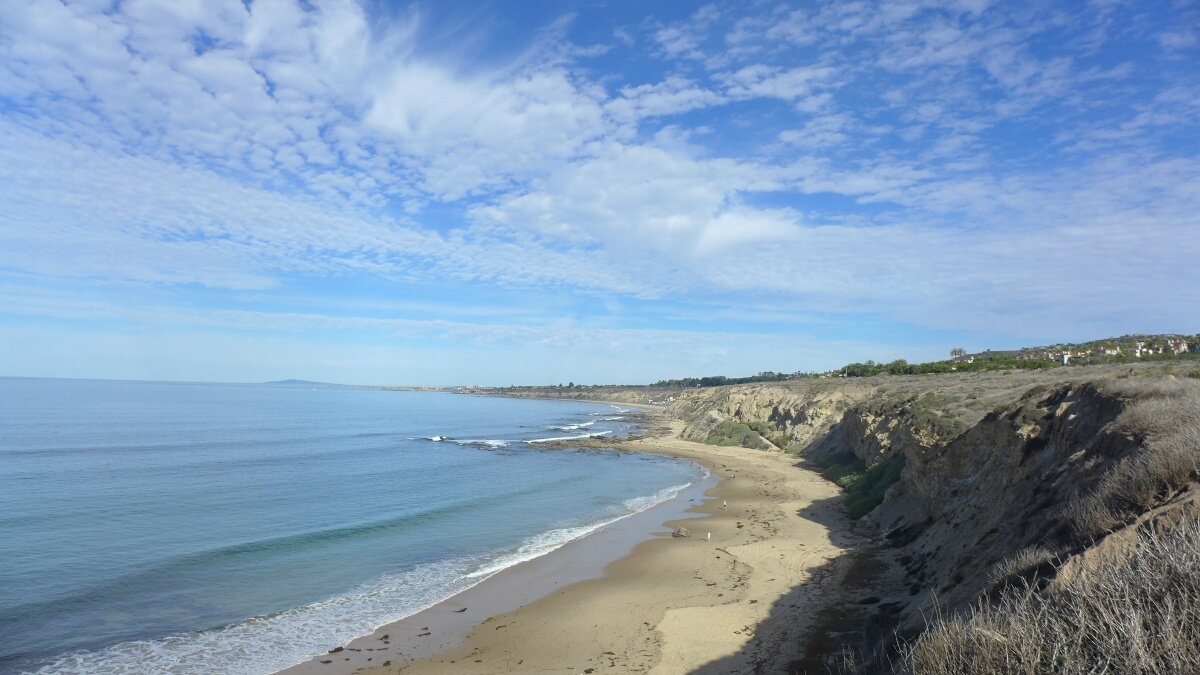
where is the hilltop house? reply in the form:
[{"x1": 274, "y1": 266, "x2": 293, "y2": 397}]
[{"x1": 1166, "y1": 339, "x2": 1189, "y2": 354}]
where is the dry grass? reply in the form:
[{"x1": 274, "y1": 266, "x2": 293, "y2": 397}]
[
  {"x1": 901, "y1": 517, "x2": 1200, "y2": 675},
  {"x1": 987, "y1": 545, "x2": 1059, "y2": 591},
  {"x1": 1065, "y1": 379, "x2": 1200, "y2": 540}
]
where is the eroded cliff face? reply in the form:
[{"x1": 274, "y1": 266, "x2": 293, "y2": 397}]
[
  {"x1": 669, "y1": 378, "x2": 1143, "y2": 605},
  {"x1": 661, "y1": 368, "x2": 1199, "y2": 670},
  {"x1": 869, "y1": 383, "x2": 1140, "y2": 628},
  {"x1": 666, "y1": 371, "x2": 1063, "y2": 464},
  {"x1": 670, "y1": 380, "x2": 874, "y2": 451}
]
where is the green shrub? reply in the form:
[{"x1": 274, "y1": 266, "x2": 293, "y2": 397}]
[
  {"x1": 845, "y1": 455, "x2": 906, "y2": 519},
  {"x1": 815, "y1": 452, "x2": 906, "y2": 519},
  {"x1": 705, "y1": 420, "x2": 770, "y2": 448}
]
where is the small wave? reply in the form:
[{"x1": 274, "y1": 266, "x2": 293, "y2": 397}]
[
  {"x1": 451, "y1": 439, "x2": 510, "y2": 448},
  {"x1": 421, "y1": 436, "x2": 510, "y2": 448},
  {"x1": 466, "y1": 482, "x2": 693, "y2": 579},
  {"x1": 555, "y1": 421, "x2": 595, "y2": 431},
  {"x1": 31, "y1": 558, "x2": 482, "y2": 675},
  {"x1": 589, "y1": 406, "x2": 628, "y2": 415},
  {"x1": 526, "y1": 431, "x2": 611, "y2": 444},
  {"x1": 622, "y1": 482, "x2": 692, "y2": 512},
  {"x1": 32, "y1": 477, "x2": 698, "y2": 675}
]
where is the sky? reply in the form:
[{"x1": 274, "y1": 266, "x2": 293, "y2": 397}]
[{"x1": 1, "y1": 0, "x2": 1198, "y2": 386}]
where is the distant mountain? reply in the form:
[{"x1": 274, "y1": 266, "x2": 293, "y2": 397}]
[{"x1": 263, "y1": 379, "x2": 337, "y2": 386}]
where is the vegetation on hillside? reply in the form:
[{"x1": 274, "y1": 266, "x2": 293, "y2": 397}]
[
  {"x1": 654, "y1": 334, "x2": 1199, "y2": 389},
  {"x1": 704, "y1": 420, "x2": 788, "y2": 448},
  {"x1": 840, "y1": 354, "x2": 1059, "y2": 377},
  {"x1": 653, "y1": 371, "x2": 800, "y2": 388},
  {"x1": 903, "y1": 518, "x2": 1200, "y2": 674},
  {"x1": 1064, "y1": 378, "x2": 1200, "y2": 540},
  {"x1": 897, "y1": 376, "x2": 1200, "y2": 674},
  {"x1": 679, "y1": 367, "x2": 1200, "y2": 674},
  {"x1": 814, "y1": 452, "x2": 907, "y2": 520}
]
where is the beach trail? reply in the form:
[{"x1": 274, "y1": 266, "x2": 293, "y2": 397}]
[{"x1": 282, "y1": 420, "x2": 858, "y2": 675}]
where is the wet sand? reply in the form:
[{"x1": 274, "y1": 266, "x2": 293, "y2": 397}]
[{"x1": 277, "y1": 421, "x2": 857, "y2": 674}]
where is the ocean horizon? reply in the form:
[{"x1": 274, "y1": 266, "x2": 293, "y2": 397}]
[{"x1": 0, "y1": 378, "x2": 704, "y2": 675}]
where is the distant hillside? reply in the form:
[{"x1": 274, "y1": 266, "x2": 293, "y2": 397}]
[{"x1": 470, "y1": 334, "x2": 1199, "y2": 396}]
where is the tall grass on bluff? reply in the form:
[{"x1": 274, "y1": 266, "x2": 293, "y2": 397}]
[
  {"x1": 986, "y1": 545, "x2": 1060, "y2": 592},
  {"x1": 1064, "y1": 378, "x2": 1200, "y2": 541},
  {"x1": 901, "y1": 517, "x2": 1200, "y2": 675}
]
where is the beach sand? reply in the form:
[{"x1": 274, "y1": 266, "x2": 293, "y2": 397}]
[{"x1": 279, "y1": 421, "x2": 858, "y2": 675}]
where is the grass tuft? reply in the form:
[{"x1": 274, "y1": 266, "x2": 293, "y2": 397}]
[
  {"x1": 987, "y1": 545, "x2": 1059, "y2": 591},
  {"x1": 901, "y1": 517, "x2": 1200, "y2": 674},
  {"x1": 1065, "y1": 381, "x2": 1200, "y2": 540}
]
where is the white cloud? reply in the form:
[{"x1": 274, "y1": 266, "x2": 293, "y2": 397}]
[
  {"x1": 653, "y1": 5, "x2": 721, "y2": 61},
  {"x1": 719, "y1": 64, "x2": 837, "y2": 101},
  {"x1": 468, "y1": 140, "x2": 794, "y2": 254},
  {"x1": 778, "y1": 112, "x2": 852, "y2": 148},
  {"x1": 364, "y1": 65, "x2": 607, "y2": 199},
  {"x1": 606, "y1": 76, "x2": 725, "y2": 124},
  {"x1": 1, "y1": 0, "x2": 1198, "y2": 366}
]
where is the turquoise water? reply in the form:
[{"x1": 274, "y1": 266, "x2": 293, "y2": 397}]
[{"x1": 0, "y1": 378, "x2": 703, "y2": 674}]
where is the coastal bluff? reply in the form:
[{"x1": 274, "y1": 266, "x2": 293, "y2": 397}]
[
  {"x1": 656, "y1": 363, "x2": 1200, "y2": 673},
  {"x1": 489, "y1": 362, "x2": 1200, "y2": 673}
]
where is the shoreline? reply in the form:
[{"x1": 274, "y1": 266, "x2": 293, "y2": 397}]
[
  {"x1": 277, "y1": 421, "x2": 858, "y2": 674},
  {"x1": 455, "y1": 390, "x2": 667, "y2": 413}
]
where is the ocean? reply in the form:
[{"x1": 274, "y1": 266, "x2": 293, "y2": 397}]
[{"x1": 0, "y1": 378, "x2": 704, "y2": 675}]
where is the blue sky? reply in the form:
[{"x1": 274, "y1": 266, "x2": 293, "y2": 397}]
[{"x1": 1, "y1": 0, "x2": 1198, "y2": 385}]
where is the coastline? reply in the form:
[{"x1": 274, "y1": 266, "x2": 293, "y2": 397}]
[{"x1": 276, "y1": 420, "x2": 858, "y2": 674}]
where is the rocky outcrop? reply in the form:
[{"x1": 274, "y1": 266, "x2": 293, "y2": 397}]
[{"x1": 668, "y1": 380, "x2": 874, "y2": 450}]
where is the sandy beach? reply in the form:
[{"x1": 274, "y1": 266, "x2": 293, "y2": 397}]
[{"x1": 278, "y1": 420, "x2": 858, "y2": 675}]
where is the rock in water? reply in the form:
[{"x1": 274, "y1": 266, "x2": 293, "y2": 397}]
[{"x1": 672, "y1": 527, "x2": 690, "y2": 538}]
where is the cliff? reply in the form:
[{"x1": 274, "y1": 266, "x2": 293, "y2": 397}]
[{"x1": 659, "y1": 363, "x2": 1200, "y2": 673}]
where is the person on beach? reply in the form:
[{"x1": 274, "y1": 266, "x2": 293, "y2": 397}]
[{"x1": 722, "y1": 500, "x2": 727, "y2": 509}]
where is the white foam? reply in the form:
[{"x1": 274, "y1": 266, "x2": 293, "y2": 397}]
[
  {"x1": 526, "y1": 431, "x2": 610, "y2": 443},
  {"x1": 466, "y1": 482, "x2": 693, "y2": 580},
  {"x1": 30, "y1": 476, "x2": 698, "y2": 675},
  {"x1": 589, "y1": 406, "x2": 628, "y2": 415},
  {"x1": 621, "y1": 481, "x2": 692, "y2": 512},
  {"x1": 32, "y1": 559, "x2": 482, "y2": 675},
  {"x1": 451, "y1": 439, "x2": 510, "y2": 448},
  {"x1": 555, "y1": 421, "x2": 595, "y2": 431}
]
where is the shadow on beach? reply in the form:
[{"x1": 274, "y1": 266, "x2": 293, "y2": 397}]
[{"x1": 686, "y1": 478, "x2": 872, "y2": 675}]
